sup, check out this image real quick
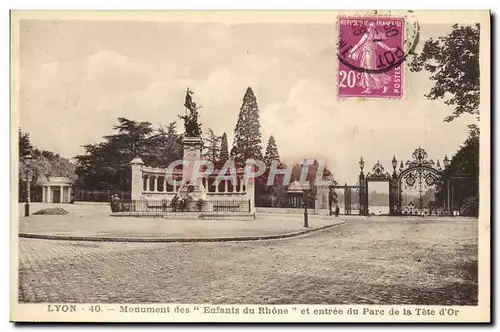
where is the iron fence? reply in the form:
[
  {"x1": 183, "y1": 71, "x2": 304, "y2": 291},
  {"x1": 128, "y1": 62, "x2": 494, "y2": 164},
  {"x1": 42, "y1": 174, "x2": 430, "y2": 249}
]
[
  {"x1": 111, "y1": 199, "x2": 252, "y2": 215},
  {"x1": 74, "y1": 189, "x2": 131, "y2": 202},
  {"x1": 255, "y1": 195, "x2": 314, "y2": 209}
]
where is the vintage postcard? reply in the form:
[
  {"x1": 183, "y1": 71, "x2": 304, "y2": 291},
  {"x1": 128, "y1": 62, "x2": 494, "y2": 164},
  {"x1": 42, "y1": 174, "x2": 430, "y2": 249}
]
[{"x1": 10, "y1": 10, "x2": 490, "y2": 323}]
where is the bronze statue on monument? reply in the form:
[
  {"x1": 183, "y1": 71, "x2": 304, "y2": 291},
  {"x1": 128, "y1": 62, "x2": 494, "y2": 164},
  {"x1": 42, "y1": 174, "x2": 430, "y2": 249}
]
[
  {"x1": 179, "y1": 88, "x2": 203, "y2": 137},
  {"x1": 173, "y1": 88, "x2": 208, "y2": 211}
]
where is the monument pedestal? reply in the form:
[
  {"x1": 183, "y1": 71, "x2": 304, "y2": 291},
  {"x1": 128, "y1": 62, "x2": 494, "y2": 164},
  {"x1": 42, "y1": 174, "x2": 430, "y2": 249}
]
[
  {"x1": 182, "y1": 136, "x2": 204, "y2": 184},
  {"x1": 176, "y1": 136, "x2": 207, "y2": 211}
]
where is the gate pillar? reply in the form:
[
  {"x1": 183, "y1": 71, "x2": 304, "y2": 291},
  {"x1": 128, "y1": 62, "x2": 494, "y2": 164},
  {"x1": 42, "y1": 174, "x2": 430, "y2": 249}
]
[
  {"x1": 389, "y1": 177, "x2": 399, "y2": 216},
  {"x1": 344, "y1": 183, "x2": 352, "y2": 215},
  {"x1": 358, "y1": 173, "x2": 366, "y2": 216},
  {"x1": 389, "y1": 181, "x2": 393, "y2": 215}
]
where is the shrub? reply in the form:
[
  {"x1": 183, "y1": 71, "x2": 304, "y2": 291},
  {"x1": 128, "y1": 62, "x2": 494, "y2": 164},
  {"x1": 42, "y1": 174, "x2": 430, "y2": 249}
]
[
  {"x1": 460, "y1": 196, "x2": 479, "y2": 217},
  {"x1": 196, "y1": 199, "x2": 204, "y2": 212},
  {"x1": 170, "y1": 195, "x2": 180, "y2": 212},
  {"x1": 179, "y1": 197, "x2": 191, "y2": 212}
]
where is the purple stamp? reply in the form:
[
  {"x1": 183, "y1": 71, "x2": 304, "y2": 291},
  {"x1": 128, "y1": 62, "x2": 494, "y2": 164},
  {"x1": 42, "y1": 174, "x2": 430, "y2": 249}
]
[{"x1": 338, "y1": 16, "x2": 405, "y2": 98}]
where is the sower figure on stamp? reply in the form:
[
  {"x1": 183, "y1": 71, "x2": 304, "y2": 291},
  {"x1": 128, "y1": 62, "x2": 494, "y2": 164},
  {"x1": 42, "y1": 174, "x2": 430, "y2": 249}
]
[{"x1": 348, "y1": 22, "x2": 397, "y2": 94}]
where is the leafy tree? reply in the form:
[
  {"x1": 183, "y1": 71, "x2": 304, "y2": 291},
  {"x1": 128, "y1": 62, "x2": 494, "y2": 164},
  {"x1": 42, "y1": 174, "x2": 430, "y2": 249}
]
[
  {"x1": 19, "y1": 129, "x2": 33, "y2": 157},
  {"x1": 75, "y1": 118, "x2": 154, "y2": 190},
  {"x1": 218, "y1": 132, "x2": 229, "y2": 167},
  {"x1": 410, "y1": 24, "x2": 480, "y2": 135},
  {"x1": 74, "y1": 118, "x2": 185, "y2": 191},
  {"x1": 460, "y1": 196, "x2": 479, "y2": 217},
  {"x1": 147, "y1": 121, "x2": 183, "y2": 167},
  {"x1": 231, "y1": 87, "x2": 263, "y2": 166},
  {"x1": 202, "y1": 128, "x2": 221, "y2": 164},
  {"x1": 368, "y1": 191, "x2": 391, "y2": 206},
  {"x1": 39, "y1": 150, "x2": 76, "y2": 179},
  {"x1": 18, "y1": 129, "x2": 76, "y2": 183},
  {"x1": 74, "y1": 140, "x2": 132, "y2": 191},
  {"x1": 106, "y1": 117, "x2": 154, "y2": 157},
  {"x1": 434, "y1": 135, "x2": 479, "y2": 216},
  {"x1": 410, "y1": 23, "x2": 480, "y2": 216},
  {"x1": 264, "y1": 135, "x2": 281, "y2": 166},
  {"x1": 18, "y1": 129, "x2": 77, "y2": 201}
]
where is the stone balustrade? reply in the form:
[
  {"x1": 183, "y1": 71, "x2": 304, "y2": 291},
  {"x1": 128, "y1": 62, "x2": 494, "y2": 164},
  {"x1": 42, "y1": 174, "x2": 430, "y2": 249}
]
[{"x1": 130, "y1": 157, "x2": 255, "y2": 213}]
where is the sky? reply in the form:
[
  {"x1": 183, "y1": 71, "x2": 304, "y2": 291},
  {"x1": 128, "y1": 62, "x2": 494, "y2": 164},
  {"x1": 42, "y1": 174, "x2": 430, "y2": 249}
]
[{"x1": 17, "y1": 19, "x2": 475, "y2": 184}]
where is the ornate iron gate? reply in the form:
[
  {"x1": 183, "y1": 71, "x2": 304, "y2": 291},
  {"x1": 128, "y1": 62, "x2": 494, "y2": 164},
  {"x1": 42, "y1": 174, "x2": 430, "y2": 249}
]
[
  {"x1": 330, "y1": 184, "x2": 359, "y2": 215},
  {"x1": 357, "y1": 148, "x2": 448, "y2": 216}
]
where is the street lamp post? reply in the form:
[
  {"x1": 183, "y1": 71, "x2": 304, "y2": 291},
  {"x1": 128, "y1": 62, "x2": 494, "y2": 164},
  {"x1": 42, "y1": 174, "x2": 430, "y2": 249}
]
[
  {"x1": 358, "y1": 157, "x2": 365, "y2": 215},
  {"x1": 24, "y1": 154, "x2": 33, "y2": 217},
  {"x1": 359, "y1": 157, "x2": 365, "y2": 173},
  {"x1": 391, "y1": 155, "x2": 398, "y2": 175},
  {"x1": 443, "y1": 155, "x2": 450, "y2": 168},
  {"x1": 390, "y1": 156, "x2": 398, "y2": 215}
]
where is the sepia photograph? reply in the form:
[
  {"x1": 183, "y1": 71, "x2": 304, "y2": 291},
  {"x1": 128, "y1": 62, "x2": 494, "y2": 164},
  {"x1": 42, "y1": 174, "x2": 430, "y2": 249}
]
[{"x1": 10, "y1": 10, "x2": 490, "y2": 322}]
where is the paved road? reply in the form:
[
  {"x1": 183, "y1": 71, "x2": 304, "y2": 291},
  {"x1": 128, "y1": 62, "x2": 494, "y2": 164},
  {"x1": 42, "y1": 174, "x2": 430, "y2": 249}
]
[{"x1": 18, "y1": 218, "x2": 478, "y2": 304}]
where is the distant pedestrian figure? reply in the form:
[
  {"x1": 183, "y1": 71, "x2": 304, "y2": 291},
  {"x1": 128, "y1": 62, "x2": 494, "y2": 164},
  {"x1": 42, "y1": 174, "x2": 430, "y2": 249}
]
[
  {"x1": 335, "y1": 205, "x2": 340, "y2": 218},
  {"x1": 111, "y1": 194, "x2": 121, "y2": 212}
]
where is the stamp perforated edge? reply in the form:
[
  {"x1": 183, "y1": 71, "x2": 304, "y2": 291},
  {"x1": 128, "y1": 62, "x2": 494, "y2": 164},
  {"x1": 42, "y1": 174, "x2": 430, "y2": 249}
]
[{"x1": 335, "y1": 10, "x2": 419, "y2": 101}]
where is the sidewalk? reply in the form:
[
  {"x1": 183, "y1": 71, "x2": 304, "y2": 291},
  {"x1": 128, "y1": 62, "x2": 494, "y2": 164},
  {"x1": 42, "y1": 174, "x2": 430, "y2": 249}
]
[{"x1": 18, "y1": 204, "x2": 345, "y2": 242}]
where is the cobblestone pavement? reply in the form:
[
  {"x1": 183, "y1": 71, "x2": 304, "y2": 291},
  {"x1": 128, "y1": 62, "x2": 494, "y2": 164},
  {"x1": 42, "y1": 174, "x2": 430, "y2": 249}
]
[{"x1": 18, "y1": 218, "x2": 478, "y2": 304}]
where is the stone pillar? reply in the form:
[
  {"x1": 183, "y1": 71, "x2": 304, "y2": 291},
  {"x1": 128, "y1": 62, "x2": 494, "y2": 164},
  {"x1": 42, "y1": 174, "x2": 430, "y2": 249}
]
[
  {"x1": 245, "y1": 159, "x2": 257, "y2": 213},
  {"x1": 59, "y1": 185, "x2": 64, "y2": 203},
  {"x1": 163, "y1": 177, "x2": 167, "y2": 192},
  {"x1": 224, "y1": 180, "x2": 228, "y2": 193},
  {"x1": 215, "y1": 179, "x2": 219, "y2": 193},
  {"x1": 130, "y1": 157, "x2": 145, "y2": 201},
  {"x1": 42, "y1": 185, "x2": 46, "y2": 203},
  {"x1": 153, "y1": 176, "x2": 158, "y2": 192},
  {"x1": 315, "y1": 184, "x2": 329, "y2": 214},
  {"x1": 68, "y1": 186, "x2": 72, "y2": 203}
]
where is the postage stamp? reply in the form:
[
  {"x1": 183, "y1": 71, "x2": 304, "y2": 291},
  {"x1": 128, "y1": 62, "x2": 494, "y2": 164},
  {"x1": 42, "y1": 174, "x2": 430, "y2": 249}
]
[{"x1": 338, "y1": 16, "x2": 405, "y2": 99}]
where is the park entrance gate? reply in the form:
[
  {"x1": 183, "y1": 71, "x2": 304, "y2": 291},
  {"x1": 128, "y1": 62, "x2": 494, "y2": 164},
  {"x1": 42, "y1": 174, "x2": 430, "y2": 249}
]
[
  {"x1": 339, "y1": 147, "x2": 453, "y2": 216},
  {"x1": 329, "y1": 184, "x2": 359, "y2": 215}
]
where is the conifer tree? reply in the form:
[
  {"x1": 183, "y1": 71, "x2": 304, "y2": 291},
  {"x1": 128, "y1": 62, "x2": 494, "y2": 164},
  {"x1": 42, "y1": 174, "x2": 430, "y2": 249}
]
[
  {"x1": 264, "y1": 135, "x2": 280, "y2": 166},
  {"x1": 202, "y1": 128, "x2": 221, "y2": 164},
  {"x1": 230, "y1": 87, "x2": 263, "y2": 166},
  {"x1": 219, "y1": 132, "x2": 230, "y2": 166}
]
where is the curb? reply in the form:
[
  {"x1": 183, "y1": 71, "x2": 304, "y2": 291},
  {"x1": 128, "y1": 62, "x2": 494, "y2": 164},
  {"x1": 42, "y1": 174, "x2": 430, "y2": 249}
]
[{"x1": 18, "y1": 222, "x2": 346, "y2": 243}]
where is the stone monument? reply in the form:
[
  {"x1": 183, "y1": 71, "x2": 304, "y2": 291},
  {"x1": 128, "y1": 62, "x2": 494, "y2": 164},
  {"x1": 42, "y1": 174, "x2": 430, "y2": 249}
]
[{"x1": 175, "y1": 89, "x2": 208, "y2": 211}]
